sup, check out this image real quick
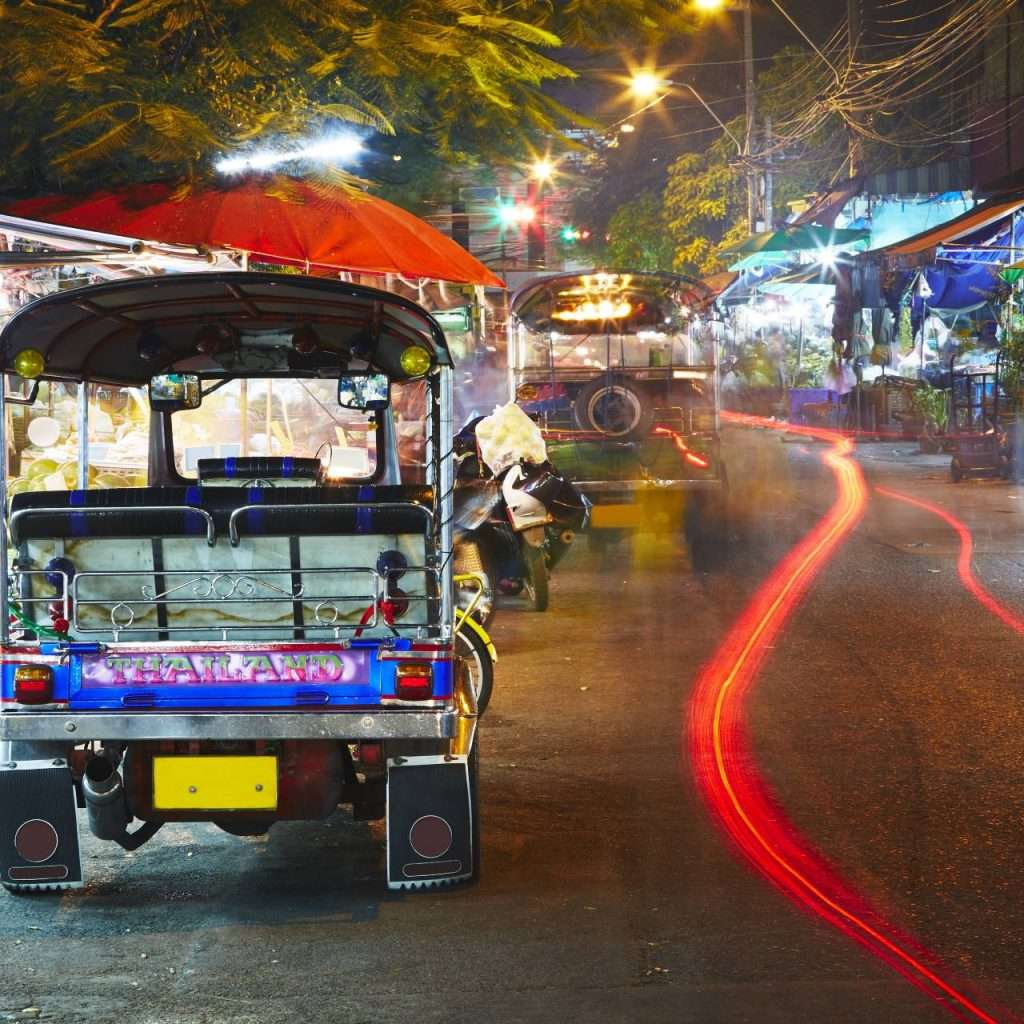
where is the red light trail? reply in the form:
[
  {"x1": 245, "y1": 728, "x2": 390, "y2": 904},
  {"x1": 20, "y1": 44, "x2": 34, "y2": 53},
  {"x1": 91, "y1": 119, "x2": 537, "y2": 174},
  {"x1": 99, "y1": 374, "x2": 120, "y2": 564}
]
[
  {"x1": 691, "y1": 412, "x2": 1004, "y2": 1022},
  {"x1": 877, "y1": 486, "x2": 1024, "y2": 638}
]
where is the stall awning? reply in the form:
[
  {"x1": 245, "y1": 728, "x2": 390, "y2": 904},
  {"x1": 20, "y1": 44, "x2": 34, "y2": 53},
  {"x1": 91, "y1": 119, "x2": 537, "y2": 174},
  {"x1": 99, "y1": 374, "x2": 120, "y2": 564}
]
[{"x1": 867, "y1": 196, "x2": 1024, "y2": 259}]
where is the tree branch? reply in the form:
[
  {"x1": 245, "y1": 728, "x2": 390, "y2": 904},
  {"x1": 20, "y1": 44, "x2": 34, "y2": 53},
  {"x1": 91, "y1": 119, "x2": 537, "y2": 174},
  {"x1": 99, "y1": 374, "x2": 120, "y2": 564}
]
[{"x1": 95, "y1": 0, "x2": 128, "y2": 28}]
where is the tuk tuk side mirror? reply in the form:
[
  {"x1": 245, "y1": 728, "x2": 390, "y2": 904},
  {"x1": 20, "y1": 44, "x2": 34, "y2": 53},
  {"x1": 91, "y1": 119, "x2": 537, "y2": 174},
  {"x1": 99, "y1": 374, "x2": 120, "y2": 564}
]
[
  {"x1": 149, "y1": 373, "x2": 202, "y2": 411},
  {"x1": 338, "y1": 373, "x2": 390, "y2": 411}
]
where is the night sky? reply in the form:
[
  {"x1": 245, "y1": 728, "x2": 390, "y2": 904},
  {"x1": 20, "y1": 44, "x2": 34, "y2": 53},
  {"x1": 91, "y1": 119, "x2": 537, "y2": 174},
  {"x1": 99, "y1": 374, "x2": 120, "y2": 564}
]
[{"x1": 553, "y1": 0, "x2": 948, "y2": 216}]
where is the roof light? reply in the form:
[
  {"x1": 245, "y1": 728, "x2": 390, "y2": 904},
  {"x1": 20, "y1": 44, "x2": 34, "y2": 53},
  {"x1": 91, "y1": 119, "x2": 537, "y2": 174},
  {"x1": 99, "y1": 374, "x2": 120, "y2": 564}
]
[
  {"x1": 13, "y1": 349, "x2": 45, "y2": 379},
  {"x1": 400, "y1": 346, "x2": 432, "y2": 377},
  {"x1": 215, "y1": 133, "x2": 364, "y2": 175}
]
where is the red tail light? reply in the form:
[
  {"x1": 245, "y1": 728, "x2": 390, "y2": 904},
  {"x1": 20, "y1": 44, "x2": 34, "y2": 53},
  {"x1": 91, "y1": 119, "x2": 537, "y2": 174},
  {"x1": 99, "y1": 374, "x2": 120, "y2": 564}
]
[
  {"x1": 395, "y1": 662, "x2": 434, "y2": 701},
  {"x1": 14, "y1": 665, "x2": 54, "y2": 705}
]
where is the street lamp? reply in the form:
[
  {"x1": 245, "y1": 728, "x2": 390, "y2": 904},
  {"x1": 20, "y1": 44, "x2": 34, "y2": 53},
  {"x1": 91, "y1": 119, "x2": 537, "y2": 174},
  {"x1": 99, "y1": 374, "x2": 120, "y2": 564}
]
[
  {"x1": 529, "y1": 157, "x2": 555, "y2": 183},
  {"x1": 630, "y1": 72, "x2": 663, "y2": 101},
  {"x1": 628, "y1": 73, "x2": 744, "y2": 156}
]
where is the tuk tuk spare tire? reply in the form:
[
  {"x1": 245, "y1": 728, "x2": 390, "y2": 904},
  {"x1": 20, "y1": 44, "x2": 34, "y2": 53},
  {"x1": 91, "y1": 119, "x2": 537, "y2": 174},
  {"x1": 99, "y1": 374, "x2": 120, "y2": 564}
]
[{"x1": 572, "y1": 378, "x2": 655, "y2": 441}]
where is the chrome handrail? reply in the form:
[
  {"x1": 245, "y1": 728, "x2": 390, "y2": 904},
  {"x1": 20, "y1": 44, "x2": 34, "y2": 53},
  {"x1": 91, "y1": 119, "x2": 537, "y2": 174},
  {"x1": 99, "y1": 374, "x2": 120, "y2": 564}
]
[
  {"x1": 227, "y1": 500, "x2": 432, "y2": 546},
  {"x1": 11, "y1": 504, "x2": 216, "y2": 547}
]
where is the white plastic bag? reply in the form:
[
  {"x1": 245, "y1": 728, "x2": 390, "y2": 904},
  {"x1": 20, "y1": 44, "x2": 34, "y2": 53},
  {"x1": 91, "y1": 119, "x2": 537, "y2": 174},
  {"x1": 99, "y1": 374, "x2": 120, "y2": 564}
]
[{"x1": 475, "y1": 402, "x2": 547, "y2": 476}]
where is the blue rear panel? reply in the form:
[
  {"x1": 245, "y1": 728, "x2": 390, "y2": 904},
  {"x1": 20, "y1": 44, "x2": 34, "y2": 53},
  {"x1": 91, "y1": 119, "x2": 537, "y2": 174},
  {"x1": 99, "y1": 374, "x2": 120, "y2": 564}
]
[{"x1": 11, "y1": 640, "x2": 455, "y2": 710}]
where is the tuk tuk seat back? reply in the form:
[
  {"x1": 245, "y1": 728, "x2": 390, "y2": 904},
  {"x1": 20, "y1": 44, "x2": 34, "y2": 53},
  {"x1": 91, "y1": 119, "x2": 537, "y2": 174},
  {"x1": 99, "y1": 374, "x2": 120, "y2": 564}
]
[{"x1": 11, "y1": 485, "x2": 434, "y2": 640}]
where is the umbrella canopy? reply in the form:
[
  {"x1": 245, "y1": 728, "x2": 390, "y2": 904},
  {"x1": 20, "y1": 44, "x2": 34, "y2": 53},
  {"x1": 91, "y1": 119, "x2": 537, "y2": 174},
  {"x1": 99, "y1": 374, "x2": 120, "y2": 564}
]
[
  {"x1": 6, "y1": 179, "x2": 505, "y2": 288},
  {"x1": 729, "y1": 224, "x2": 870, "y2": 256},
  {"x1": 757, "y1": 263, "x2": 840, "y2": 300},
  {"x1": 999, "y1": 260, "x2": 1024, "y2": 284}
]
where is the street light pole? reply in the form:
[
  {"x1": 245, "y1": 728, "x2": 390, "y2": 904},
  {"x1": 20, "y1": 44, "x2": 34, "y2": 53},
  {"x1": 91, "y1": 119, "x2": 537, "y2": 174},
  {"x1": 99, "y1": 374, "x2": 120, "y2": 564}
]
[{"x1": 742, "y1": 0, "x2": 758, "y2": 234}]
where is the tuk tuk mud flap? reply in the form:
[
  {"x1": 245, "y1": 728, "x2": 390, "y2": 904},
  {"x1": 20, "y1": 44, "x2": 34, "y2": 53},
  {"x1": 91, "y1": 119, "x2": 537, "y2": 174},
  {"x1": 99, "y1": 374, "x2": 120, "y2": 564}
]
[
  {"x1": 0, "y1": 761, "x2": 83, "y2": 891},
  {"x1": 386, "y1": 754, "x2": 472, "y2": 890}
]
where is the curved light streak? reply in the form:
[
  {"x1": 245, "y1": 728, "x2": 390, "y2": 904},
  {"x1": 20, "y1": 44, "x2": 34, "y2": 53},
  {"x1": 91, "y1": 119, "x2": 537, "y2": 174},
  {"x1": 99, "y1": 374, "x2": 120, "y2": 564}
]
[
  {"x1": 692, "y1": 412, "x2": 1004, "y2": 1022},
  {"x1": 877, "y1": 486, "x2": 1024, "y2": 637}
]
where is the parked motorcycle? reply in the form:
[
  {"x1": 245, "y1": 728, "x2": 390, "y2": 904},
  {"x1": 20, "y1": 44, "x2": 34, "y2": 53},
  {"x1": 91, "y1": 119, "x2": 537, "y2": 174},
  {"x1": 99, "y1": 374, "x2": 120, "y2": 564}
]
[{"x1": 453, "y1": 420, "x2": 589, "y2": 617}]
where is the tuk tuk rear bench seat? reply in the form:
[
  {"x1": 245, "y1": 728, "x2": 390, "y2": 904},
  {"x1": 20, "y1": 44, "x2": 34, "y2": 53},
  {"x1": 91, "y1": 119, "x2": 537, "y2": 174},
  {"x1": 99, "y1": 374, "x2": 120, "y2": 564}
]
[
  {"x1": 10, "y1": 485, "x2": 434, "y2": 544},
  {"x1": 9, "y1": 486, "x2": 434, "y2": 639}
]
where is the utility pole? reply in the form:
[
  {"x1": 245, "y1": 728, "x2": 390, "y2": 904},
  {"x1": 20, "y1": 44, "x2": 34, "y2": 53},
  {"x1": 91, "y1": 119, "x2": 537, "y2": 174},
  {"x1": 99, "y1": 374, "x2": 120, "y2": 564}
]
[
  {"x1": 743, "y1": 0, "x2": 757, "y2": 232},
  {"x1": 764, "y1": 116, "x2": 773, "y2": 231},
  {"x1": 847, "y1": 0, "x2": 863, "y2": 177}
]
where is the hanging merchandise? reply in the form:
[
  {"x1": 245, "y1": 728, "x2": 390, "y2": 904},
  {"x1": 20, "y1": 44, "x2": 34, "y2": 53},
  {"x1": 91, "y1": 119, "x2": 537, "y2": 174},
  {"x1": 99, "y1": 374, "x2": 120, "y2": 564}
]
[
  {"x1": 869, "y1": 308, "x2": 895, "y2": 367},
  {"x1": 898, "y1": 305, "x2": 914, "y2": 355}
]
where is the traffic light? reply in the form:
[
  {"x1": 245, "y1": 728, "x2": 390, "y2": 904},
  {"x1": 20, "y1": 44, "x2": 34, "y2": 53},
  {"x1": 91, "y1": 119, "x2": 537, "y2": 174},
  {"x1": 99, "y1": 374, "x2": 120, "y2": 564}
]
[
  {"x1": 497, "y1": 201, "x2": 536, "y2": 228},
  {"x1": 560, "y1": 225, "x2": 590, "y2": 243}
]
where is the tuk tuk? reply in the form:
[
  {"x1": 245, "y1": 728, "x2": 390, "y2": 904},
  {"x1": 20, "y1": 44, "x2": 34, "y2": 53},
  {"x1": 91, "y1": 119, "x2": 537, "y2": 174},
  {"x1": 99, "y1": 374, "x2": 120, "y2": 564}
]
[
  {"x1": 0, "y1": 272, "x2": 481, "y2": 892},
  {"x1": 508, "y1": 271, "x2": 728, "y2": 559}
]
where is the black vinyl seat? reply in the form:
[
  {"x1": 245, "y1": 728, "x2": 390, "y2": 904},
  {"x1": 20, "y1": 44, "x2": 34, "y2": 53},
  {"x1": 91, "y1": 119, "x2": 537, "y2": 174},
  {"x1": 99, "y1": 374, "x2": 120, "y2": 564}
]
[
  {"x1": 10, "y1": 487, "x2": 210, "y2": 544},
  {"x1": 9, "y1": 485, "x2": 434, "y2": 544}
]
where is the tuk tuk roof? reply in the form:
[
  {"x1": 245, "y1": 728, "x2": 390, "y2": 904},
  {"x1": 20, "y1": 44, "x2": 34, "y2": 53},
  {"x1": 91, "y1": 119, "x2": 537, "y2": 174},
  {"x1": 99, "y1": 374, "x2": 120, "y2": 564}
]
[
  {"x1": 0, "y1": 271, "x2": 451, "y2": 386},
  {"x1": 510, "y1": 270, "x2": 714, "y2": 326}
]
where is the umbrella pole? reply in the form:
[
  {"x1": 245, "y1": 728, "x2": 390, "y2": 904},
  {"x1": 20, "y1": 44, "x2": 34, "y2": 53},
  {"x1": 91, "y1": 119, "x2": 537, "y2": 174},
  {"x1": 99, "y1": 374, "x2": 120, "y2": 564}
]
[
  {"x1": 266, "y1": 380, "x2": 273, "y2": 453},
  {"x1": 240, "y1": 379, "x2": 249, "y2": 456}
]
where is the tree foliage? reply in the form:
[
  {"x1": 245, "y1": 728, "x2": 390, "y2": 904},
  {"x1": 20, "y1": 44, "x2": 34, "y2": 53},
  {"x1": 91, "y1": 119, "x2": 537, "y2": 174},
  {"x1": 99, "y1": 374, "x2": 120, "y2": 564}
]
[
  {"x1": 655, "y1": 44, "x2": 956, "y2": 277},
  {"x1": 602, "y1": 191, "x2": 676, "y2": 272},
  {"x1": 0, "y1": 0, "x2": 681, "y2": 198}
]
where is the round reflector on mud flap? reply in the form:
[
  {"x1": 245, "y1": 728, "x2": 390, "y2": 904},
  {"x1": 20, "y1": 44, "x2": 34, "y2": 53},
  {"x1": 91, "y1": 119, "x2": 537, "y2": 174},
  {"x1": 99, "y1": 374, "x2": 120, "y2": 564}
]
[
  {"x1": 14, "y1": 819, "x2": 59, "y2": 863},
  {"x1": 408, "y1": 815, "x2": 453, "y2": 860}
]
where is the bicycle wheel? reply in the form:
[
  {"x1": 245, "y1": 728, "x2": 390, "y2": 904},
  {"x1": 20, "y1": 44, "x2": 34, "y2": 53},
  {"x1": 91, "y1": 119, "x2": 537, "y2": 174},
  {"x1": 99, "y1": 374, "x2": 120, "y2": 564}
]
[{"x1": 455, "y1": 623, "x2": 495, "y2": 715}]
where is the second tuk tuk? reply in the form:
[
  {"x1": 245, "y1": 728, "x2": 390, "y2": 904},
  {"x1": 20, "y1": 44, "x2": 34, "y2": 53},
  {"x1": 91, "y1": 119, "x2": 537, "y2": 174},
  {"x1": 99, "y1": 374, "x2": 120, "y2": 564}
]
[{"x1": 508, "y1": 271, "x2": 728, "y2": 561}]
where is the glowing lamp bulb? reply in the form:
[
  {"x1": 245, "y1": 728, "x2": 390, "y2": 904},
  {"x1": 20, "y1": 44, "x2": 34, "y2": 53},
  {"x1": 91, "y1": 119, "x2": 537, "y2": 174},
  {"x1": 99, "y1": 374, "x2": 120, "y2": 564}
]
[
  {"x1": 13, "y1": 349, "x2": 45, "y2": 379},
  {"x1": 400, "y1": 346, "x2": 432, "y2": 377},
  {"x1": 530, "y1": 158, "x2": 554, "y2": 182},
  {"x1": 631, "y1": 73, "x2": 663, "y2": 99}
]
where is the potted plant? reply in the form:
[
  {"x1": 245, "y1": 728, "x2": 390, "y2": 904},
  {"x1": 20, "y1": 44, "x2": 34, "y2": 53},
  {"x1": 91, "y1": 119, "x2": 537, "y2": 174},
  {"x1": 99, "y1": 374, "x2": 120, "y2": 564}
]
[{"x1": 911, "y1": 383, "x2": 949, "y2": 453}]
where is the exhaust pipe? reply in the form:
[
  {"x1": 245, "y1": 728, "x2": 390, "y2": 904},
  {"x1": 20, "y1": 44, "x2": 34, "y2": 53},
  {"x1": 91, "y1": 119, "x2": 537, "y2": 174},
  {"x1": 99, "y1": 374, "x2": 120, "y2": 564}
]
[
  {"x1": 82, "y1": 756, "x2": 162, "y2": 851},
  {"x1": 82, "y1": 756, "x2": 131, "y2": 840},
  {"x1": 559, "y1": 529, "x2": 575, "y2": 546}
]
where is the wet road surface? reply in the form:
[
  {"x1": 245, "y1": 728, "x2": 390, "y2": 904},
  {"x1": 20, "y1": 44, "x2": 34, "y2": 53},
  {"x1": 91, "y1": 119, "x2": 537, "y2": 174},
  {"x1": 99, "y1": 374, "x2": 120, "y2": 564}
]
[{"x1": 3, "y1": 427, "x2": 1024, "y2": 1023}]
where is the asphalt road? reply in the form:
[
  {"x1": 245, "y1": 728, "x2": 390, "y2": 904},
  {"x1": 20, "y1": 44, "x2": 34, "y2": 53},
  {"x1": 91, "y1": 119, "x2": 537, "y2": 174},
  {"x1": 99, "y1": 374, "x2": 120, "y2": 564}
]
[{"x1": 3, "y1": 428, "x2": 1024, "y2": 1024}]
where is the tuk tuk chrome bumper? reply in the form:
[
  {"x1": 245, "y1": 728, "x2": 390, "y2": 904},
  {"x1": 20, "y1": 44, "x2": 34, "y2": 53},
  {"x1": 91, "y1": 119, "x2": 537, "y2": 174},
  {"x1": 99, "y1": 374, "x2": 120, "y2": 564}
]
[{"x1": 0, "y1": 708, "x2": 458, "y2": 742}]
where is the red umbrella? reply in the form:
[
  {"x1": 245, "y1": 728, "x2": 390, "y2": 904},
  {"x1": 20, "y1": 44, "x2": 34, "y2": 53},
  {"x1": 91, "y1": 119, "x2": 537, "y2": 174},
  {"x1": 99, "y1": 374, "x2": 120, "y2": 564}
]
[{"x1": 7, "y1": 179, "x2": 505, "y2": 288}]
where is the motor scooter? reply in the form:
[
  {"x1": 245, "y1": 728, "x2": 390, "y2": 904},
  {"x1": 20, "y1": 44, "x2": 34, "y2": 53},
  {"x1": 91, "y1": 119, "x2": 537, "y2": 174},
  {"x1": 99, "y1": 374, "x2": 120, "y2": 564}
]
[{"x1": 453, "y1": 421, "x2": 588, "y2": 616}]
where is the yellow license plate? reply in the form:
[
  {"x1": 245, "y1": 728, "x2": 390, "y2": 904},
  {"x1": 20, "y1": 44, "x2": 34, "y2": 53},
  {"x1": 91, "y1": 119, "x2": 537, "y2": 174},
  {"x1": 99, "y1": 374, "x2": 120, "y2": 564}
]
[
  {"x1": 153, "y1": 755, "x2": 278, "y2": 811},
  {"x1": 589, "y1": 503, "x2": 641, "y2": 529}
]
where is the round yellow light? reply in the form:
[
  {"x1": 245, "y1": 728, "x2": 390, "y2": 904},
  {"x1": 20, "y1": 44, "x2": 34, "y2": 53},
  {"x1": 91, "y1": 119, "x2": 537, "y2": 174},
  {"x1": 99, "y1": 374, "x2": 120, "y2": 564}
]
[
  {"x1": 13, "y1": 348, "x2": 46, "y2": 380},
  {"x1": 400, "y1": 346, "x2": 432, "y2": 377}
]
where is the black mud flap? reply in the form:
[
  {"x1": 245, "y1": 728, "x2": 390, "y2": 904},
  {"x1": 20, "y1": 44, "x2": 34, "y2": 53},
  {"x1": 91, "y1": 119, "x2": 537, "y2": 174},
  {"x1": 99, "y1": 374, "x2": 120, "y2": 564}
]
[
  {"x1": 386, "y1": 755, "x2": 473, "y2": 890},
  {"x1": 0, "y1": 760, "x2": 83, "y2": 892}
]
